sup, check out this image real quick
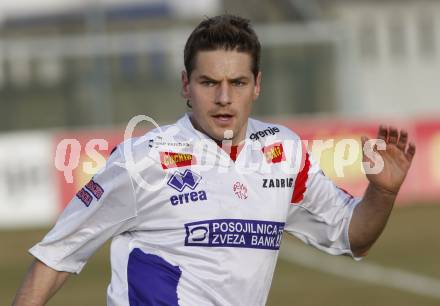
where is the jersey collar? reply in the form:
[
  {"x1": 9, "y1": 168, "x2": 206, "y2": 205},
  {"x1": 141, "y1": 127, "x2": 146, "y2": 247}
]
[
  {"x1": 177, "y1": 113, "x2": 253, "y2": 144},
  {"x1": 176, "y1": 113, "x2": 254, "y2": 166}
]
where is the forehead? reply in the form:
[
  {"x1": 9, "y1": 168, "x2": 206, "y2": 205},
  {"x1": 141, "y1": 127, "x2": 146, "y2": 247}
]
[{"x1": 192, "y1": 50, "x2": 253, "y2": 78}]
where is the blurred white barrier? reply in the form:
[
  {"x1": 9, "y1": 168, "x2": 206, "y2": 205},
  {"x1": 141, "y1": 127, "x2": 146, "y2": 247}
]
[
  {"x1": 0, "y1": 132, "x2": 57, "y2": 228},
  {"x1": 280, "y1": 239, "x2": 440, "y2": 300}
]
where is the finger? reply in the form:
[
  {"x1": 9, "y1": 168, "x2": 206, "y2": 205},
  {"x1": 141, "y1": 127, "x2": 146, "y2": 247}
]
[
  {"x1": 361, "y1": 135, "x2": 368, "y2": 148},
  {"x1": 397, "y1": 129, "x2": 408, "y2": 150},
  {"x1": 361, "y1": 135, "x2": 372, "y2": 163},
  {"x1": 388, "y1": 126, "x2": 398, "y2": 144},
  {"x1": 361, "y1": 135, "x2": 368, "y2": 153},
  {"x1": 406, "y1": 142, "x2": 416, "y2": 162},
  {"x1": 377, "y1": 125, "x2": 388, "y2": 142}
]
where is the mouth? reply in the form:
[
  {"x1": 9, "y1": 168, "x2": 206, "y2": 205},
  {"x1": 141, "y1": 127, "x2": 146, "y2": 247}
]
[{"x1": 212, "y1": 113, "x2": 234, "y2": 122}]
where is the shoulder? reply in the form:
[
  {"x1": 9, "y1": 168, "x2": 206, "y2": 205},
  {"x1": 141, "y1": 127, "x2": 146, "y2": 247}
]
[
  {"x1": 110, "y1": 119, "x2": 193, "y2": 165},
  {"x1": 248, "y1": 118, "x2": 307, "y2": 167}
]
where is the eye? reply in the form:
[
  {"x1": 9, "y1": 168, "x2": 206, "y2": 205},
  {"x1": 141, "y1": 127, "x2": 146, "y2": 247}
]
[
  {"x1": 232, "y1": 80, "x2": 246, "y2": 87},
  {"x1": 201, "y1": 80, "x2": 216, "y2": 87}
]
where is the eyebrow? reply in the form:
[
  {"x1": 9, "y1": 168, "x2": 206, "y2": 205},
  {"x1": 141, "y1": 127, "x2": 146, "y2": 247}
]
[
  {"x1": 197, "y1": 75, "x2": 218, "y2": 82},
  {"x1": 196, "y1": 75, "x2": 251, "y2": 82}
]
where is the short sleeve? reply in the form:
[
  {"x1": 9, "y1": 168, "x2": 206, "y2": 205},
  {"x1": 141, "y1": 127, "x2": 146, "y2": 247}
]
[
  {"x1": 29, "y1": 145, "x2": 138, "y2": 273},
  {"x1": 285, "y1": 150, "x2": 361, "y2": 259}
]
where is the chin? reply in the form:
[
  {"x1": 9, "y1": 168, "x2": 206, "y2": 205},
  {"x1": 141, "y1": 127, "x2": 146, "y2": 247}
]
[
  {"x1": 218, "y1": 126, "x2": 234, "y2": 136},
  {"x1": 211, "y1": 131, "x2": 228, "y2": 142}
]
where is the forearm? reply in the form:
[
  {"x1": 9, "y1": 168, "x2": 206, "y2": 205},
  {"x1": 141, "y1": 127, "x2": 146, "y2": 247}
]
[
  {"x1": 12, "y1": 259, "x2": 71, "y2": 306},
  {"x1": 348, "y1": 183, "x2": 397, "y2": 257}
]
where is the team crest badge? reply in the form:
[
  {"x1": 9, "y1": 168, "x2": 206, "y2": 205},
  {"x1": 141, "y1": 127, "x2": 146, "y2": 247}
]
[{"x1": 233, "y1": 181, "x2": 248, "y2": 200}]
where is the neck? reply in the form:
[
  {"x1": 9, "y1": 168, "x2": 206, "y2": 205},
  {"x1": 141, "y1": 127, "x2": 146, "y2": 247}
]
[{"x1": 188, "y1": 114, "x2": 247, "y2": 146}]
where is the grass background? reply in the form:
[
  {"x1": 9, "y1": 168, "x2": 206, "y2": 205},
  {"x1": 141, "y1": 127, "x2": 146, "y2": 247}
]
[{"x1": 2, "y1": 203, "x2": 439, "y2": 306}]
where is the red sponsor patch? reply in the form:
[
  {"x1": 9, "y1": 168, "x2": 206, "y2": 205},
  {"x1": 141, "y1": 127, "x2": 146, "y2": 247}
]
[
  {"x1": 262, "y1": 143, "x2": 286, "y2": 164},
  {"x1": 160, "y1": 152, "x2": 197, "y2": 169}
]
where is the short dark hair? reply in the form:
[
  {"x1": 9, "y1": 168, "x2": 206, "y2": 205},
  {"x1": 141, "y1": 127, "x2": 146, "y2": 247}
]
[{"x1": 184, "y1": 14, "x2": 261, "y2": 80}]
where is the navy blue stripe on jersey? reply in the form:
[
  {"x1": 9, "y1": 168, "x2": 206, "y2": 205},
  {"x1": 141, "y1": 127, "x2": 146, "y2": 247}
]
[{"x1": 128, "y1": 248, "x2": 182, "y2": 306}]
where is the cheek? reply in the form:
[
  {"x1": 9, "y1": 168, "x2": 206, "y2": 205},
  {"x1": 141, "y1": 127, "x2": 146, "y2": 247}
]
[
  {"x1": 237, "y1": 87, "x2": 256, "y2": 100},
  {"x1": 239, "y1": 92, "x2": 255, "y2": 110},
  {"x1": 191, "y1": 89, "x2": 214, "y2": 106}
]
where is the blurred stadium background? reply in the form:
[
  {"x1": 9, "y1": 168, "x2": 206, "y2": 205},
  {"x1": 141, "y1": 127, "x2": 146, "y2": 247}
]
[{"x1": 1, "y1": 0, "x2": 440, "y2": 305}]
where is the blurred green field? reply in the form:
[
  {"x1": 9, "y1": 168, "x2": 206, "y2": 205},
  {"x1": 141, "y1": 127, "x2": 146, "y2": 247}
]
[{"x1": 2, "y1": 204, "x2": 439, "y2": 306}]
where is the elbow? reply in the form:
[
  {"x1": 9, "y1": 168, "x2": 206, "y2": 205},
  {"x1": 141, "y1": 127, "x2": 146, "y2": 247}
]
[
  {"x1": 352, "y1": 248, "x2": 369, "y2": 258},
  {"x1": 350, "y1": 244, "x2": 371, "y2": 258}
]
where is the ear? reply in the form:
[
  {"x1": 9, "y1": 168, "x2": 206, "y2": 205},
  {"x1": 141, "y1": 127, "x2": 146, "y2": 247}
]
[
  {"x1": 253, "y1": 71, "x2": 262, "y2": 100},
  {"x1": 181, "y1": 70, "x2": 191, "y2": 99}
]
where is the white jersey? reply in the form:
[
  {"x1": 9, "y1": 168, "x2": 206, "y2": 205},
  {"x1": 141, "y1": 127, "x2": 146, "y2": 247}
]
[{"x1": 30, "y1": 114, "x2": 360, "y2": 306}]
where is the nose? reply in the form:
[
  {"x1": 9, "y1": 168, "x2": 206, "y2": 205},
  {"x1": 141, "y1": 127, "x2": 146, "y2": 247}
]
[{"x1": 215, "y1": 81, "x2": 231, "y2": 106}]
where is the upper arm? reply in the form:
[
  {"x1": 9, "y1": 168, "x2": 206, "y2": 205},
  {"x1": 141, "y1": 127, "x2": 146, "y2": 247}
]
[
  {"x1": 284, "y1": 147, "x2": 361, "y2": 258},
  {"x1": 29, "y1": 145, "x2": 138, "y2": 274}
]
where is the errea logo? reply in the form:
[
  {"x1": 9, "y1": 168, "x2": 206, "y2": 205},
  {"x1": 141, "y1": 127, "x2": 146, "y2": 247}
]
[
  {"x1": 167, "y1": 169, "x2": 208, "y2": 205},
  {"x1": 167, "y1": 169, "x2": 201, "y2": 192}
]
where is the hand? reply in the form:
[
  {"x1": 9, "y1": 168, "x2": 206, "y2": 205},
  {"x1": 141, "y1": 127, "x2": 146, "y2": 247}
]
[{"x1": 361, "y1": 125, "x2": 416, "y2": 195}]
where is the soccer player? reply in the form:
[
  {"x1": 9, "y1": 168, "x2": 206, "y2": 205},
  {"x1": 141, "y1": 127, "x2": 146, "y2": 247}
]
[{"x1": 13, "y1": 14, "x2": 415, "y2": 306}]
